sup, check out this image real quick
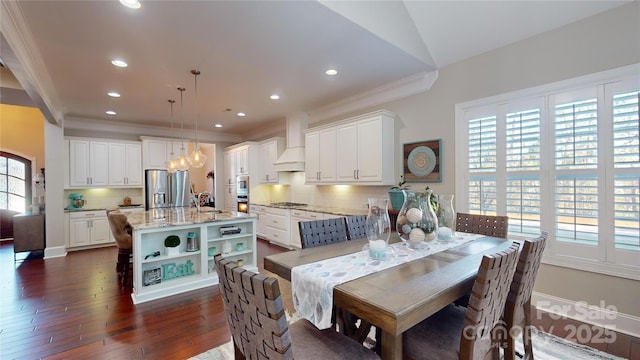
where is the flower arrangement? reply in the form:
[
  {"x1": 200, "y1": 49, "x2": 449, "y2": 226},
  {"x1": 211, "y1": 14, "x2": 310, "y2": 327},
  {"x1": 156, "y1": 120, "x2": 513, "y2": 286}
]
[{"x1": 206, "y1": 171, "x2": 214, "y2": 179}]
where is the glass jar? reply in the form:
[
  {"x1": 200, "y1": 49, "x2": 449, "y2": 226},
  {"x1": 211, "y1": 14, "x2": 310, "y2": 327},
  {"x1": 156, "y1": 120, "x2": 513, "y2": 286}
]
[
  {"x1": 396, "y1": 189, "x2": 438, "y2": 249},
  {"x1": 366, "y1": 198, "x2": 391, "y2": 259},
  {"x1": 436, "y1": 194, "x2": 455, "y2": 230}
]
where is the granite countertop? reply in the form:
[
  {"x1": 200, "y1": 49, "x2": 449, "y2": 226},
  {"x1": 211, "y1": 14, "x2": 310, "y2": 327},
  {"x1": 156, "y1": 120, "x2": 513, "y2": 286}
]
[
  {"x1": 127, "y1": 207, "x2": 255, "y2": 230},
  {"x1": 64, "y1": 205, "x2": 144, "y2": 213},
  {"x1": 254, "y1": 203, "x2": 366, "y2": 217}
]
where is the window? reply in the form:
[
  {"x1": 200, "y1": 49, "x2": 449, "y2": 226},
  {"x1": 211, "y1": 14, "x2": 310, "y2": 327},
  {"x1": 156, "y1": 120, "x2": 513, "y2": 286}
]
[
  {"x1": 456, "y1": 65, "x2": 639, "y2": 278},
  {"x1": 0, "y1": 152, "x2": 31, "y2": 213}
]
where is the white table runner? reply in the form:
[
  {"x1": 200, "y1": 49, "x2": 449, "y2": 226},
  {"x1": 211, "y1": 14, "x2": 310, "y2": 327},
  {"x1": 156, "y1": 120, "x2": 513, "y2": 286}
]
[{"x1": 291, "y1": 233, "x2": 484, "y2": 329}]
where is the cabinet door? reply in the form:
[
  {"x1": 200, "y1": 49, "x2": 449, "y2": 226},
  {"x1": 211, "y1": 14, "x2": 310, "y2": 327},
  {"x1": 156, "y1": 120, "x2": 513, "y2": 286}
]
[
  {"x1": 259, "y1": 141, "x2": 279, "y2": 183},
  {"x1": 224, "y1": 151, "x2": 236, "y2": 186},
  {"x1": 355, "y1": 117, "x2": 383, "y2": 182},
  {"x1": 89, "y1": 141, "x2": 109, "y2": 186},
  {"x1": 69, "y1": 219, "x2": 91, "y2": 247},
  {"x1": 305, "y1": 131, "x2": 320, "y2": 183},
  {"x1": 236, "y1": 147, "x2": 248, "y2": 175},
  {"x1": 108, "y1": 143, "x2": 127, "y2": 185},
  {"x1": 69, "y1": 140, "x2": 90, "y2": 186},
  {"x1": 224, "y1": 185, "x2": 237, "y2": 211},
  {"x1": 90, "y1": 217, "x2": 112, "y2": 244},
  {"x1": 336, "y1": 123, "x2": 358, "y2": 182},
  {"x1": 318, "y1": 128, "x2": 337, "y2": 182},
  {"x1": 124, "y1": 143, "x2": 143, "y2": 185},
  {"x1": 143, "y1": 140, "x2": 168, "y2": 169}
]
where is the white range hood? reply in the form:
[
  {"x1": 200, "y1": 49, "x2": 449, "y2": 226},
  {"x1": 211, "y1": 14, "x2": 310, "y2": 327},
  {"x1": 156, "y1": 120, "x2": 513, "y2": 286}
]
[{"x1": 273, "y1": 113, "x2": 308, "y2": 172}]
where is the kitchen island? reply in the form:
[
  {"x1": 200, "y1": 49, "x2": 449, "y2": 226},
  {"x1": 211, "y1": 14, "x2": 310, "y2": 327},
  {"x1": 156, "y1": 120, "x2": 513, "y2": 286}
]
[{"x1": 127, "y1": 208, "x2": 256, "y2": 304}]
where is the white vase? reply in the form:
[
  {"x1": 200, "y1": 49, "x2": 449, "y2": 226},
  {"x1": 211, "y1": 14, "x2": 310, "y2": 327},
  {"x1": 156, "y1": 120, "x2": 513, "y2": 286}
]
[{"x1": 166, "y1": 246, "x2": 179, "y2": 257}]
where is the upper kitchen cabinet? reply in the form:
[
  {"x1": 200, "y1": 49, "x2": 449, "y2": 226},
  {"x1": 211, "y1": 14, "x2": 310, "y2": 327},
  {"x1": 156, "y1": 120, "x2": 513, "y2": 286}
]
[
  {"x1": 305, "y1": 127, "x2": 336, "y2": 184},
  {"x1": 141, "y1": 137, "x2": 186, "y2": 170},
  {"x1": 224, "y1": 142, "x2": 258, "y2": 181},
  {"x1": 108, "y1": 142, "x2": 143, "y2": 187},
  {"x1": 68, "y1": 139, "x2": 109, "y2": 187},
  {"x1": 259, "y1": 138, "x2": 288, "y2": 184},
  {"x1": 306, "y1": 110, "x2": 396, "y2": 185}
]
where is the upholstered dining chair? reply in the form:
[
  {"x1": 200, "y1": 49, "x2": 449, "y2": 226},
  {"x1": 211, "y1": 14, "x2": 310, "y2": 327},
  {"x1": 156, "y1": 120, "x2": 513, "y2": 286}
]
[
  {"x1": 107, "y1": 210, "x2": 133, "y2": 288},
  {"x1": 402, "y1": 242, "x2": 521, "y2": 360},
  {"x1": 456, "y1": 212, "x2": 509, "y2": 238},
  {"x1": 298, "y1": 217, "x2": 348, "y2": 248},
  {"x1": 214, "y1": 255, "x2": 380, "y2": 360},
  {"x1": 502, "y1": 232, "x2": 548, "y2": 360},
  {"x1": 345, "y1": 214, "x2": 367, "y2": 240}
]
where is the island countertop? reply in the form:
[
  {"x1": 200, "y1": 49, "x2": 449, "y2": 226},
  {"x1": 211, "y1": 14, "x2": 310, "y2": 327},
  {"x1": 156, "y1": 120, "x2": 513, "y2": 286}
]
[{"x1": 127, "y1": 207, "x2": 255, "y2": 230}]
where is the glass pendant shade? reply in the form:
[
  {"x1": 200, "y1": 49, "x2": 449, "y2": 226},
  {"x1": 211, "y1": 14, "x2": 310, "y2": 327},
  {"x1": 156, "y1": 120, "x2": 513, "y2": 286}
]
[
  {"x1": 166, "y1": 99, "x2": 178, "y2": 173},
  {"x1": 176, "y1": 148, "x2": 190, "y2": 171},
  {"x1": 187, "y1": 69, "x2": 207, "y2": 168},
  {"x1": 188, "y1": 143, "x2": 207, "y2": 168}
]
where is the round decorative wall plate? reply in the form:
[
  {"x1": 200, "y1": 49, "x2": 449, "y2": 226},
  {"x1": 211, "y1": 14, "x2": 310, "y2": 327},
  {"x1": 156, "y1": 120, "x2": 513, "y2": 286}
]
[{"x1": 407, "y1": 146, "x2": 436, "y2": 177}]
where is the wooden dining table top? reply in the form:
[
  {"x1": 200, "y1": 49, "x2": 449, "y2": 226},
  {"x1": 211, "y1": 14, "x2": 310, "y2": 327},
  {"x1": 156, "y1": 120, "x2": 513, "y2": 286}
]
[{"x1": 263, "y1": 234, "x2": 514, "y2": 360}]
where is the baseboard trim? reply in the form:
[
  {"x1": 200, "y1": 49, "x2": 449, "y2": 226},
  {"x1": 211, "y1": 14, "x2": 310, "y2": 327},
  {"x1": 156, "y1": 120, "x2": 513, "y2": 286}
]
[
  {"x1": 532, "y1": 291, "x2": 640, "y2": 338},
  {"x1": 44, "y1": 246, "x2": 67, "y2": 259}
]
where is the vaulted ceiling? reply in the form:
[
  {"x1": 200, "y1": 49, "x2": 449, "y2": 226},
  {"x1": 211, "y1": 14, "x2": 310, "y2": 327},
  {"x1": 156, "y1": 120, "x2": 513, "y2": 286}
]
[{"x1": 0, "y1": 0, "x2": 629, "y2": 137}]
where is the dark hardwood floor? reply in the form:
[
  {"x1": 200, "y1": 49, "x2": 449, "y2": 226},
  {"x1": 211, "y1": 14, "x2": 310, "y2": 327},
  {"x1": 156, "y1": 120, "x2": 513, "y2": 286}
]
[{"x1": 1, "y1": 239, "x2": 637, "y2": 359}]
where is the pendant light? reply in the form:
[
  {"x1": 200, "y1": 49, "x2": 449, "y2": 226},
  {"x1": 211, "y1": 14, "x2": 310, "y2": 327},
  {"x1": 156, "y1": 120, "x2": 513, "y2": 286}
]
[
  {"x1": 176, "y1": 87, "x2": 190, "y2": 171},
  {"x1": 187, "y1": 69, "x2": 207, "y2": 168},
  {"x1": 166, "y1": 99, "x2": 178, "y2": 173}
]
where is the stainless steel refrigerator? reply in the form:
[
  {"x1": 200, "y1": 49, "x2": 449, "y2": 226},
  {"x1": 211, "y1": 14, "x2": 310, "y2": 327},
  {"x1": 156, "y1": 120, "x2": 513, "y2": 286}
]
[{"x1": 145, "y1": 169, "x2": 191, "y2": 210}]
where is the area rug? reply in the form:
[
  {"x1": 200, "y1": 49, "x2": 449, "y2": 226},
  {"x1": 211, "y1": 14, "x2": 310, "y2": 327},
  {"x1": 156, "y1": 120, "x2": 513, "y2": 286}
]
[{"x1": 189, "y1": 314, "x2": 626, "y2": 360}]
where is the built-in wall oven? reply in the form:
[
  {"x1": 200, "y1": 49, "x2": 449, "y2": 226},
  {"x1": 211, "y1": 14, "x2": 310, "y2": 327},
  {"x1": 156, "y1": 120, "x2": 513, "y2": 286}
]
[{"x1": 236, "y1": 175, "x2": 249, "y2": 213}]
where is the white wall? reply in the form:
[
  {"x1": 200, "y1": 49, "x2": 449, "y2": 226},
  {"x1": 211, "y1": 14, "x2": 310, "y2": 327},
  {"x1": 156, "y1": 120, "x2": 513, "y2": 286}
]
[{"x1": 260, "y1": 2, "x2": 640, "y2": 319}]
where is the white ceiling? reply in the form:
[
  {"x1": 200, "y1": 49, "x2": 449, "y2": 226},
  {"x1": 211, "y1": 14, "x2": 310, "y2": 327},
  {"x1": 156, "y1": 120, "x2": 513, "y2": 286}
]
[{"x1": 0, "y1": 0, "x2": 629, "y2": 137}]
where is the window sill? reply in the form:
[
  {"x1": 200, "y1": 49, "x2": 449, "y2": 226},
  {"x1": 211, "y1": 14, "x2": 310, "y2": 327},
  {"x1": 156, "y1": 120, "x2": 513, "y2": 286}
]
[{"x1": 542, "y1": 254, "x2": 640, "y2": 281}]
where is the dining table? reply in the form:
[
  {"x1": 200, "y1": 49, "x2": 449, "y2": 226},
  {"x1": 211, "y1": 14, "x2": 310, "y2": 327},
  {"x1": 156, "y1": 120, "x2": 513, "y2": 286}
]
[{"x1": 263, "y1": 234, "x2": 514, "y2": 360}]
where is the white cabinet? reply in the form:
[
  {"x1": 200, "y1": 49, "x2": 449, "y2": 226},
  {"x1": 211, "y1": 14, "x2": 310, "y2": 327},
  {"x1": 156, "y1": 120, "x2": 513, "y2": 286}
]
[
  {"x1": 305, "y1": 110, "x2": 395, "y2": 185},
  {"x1": 223, "y1": 151, "x2": 236, "y2": 186},
  {"x1": 250, "y1": 205, "x2": 267, "y2": 238},
  {"x1": 259, "y1": 138, "x2": 285, "y2": 184},
  {"x1": 142, "y1": 138, "x2": 187, "y2": 170},
  {"x1": 264, "y1": 207, "x2": 290, "y2": 248},
  {"x1": 224, "y1": 185, "x2": 237, "y2": 211},
  {"x1": 131, "y1": 217, "x2": 257, "y2": 304},
  {"x1": 68, "y1": 210, "x2": 112, "y2": 248},
  {"x1": 336, "y1": 111, "x2": 395, "y2": 184},
  {"x1": 305, "y1": 128, "x2": 336, "y2": 183},
  {"x1": 108, "y1": 142, "x2": 143, "y2": 186},
  {"x1": 68, "y1": 139, "x2": 109, "y2": 187},
  {"x1": 235, "y1": 146, "x2": 249, "y2": 175}
]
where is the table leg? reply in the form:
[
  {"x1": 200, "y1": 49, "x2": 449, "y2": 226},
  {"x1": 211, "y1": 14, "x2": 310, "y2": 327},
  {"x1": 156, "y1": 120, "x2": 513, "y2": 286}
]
[{"x1": 381, "y1": 330, "x2": 402, "y2": 360}]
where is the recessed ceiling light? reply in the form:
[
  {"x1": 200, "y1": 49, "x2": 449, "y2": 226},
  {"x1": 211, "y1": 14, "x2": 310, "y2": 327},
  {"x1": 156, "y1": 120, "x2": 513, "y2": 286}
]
[
  {"x1": 107, "y1": 92, "x2": 121, "y2": 98},
  {"x1": 119, "y1": 0, "x2": 141, "y2": 9},
  {"x1": 106, "y1": 110, "x2": 116, "y2": 115},
  {"x1": 214, "y1": 123, "x2": 223, "y2": 128},
  {"x1": 111, "y1": 59, "x2": 128, "y2": 68},
  {"x1": 237, "y1": 112, "x2": 246, "y2": 117},
  {"x1": 325, "y1": 69, "x2": 338, "y2": 76},
  {"x1": 270, "y1": 94, "x2": 280, "y2": 100}
]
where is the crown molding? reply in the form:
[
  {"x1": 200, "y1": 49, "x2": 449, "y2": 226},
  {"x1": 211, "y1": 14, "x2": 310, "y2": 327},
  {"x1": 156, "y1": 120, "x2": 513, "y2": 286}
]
[
  {"x1": 64, "y1": 116, "x2": 242, "y2": 143},
  {"x1": 0, "y1": 1, "x2": 62, "y2": 125},
  {"x1": 309, "y1": 70, "x2": 438, "y2": 123}
]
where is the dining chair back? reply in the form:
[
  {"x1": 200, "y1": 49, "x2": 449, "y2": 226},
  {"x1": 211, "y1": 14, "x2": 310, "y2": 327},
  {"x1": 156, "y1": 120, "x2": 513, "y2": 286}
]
[
  {"x1": 502, "y1": 232, "x2": 548, "y2": 360},
  {"x1": 299, "y1": 217, "x2": 348, "y2": 248},
  {"x1": 456, "y1": 212, "x2": 509, "y2": 238},
  {"x1": 107, "y1": 210, "x2": 133, "y2": 287},
  {"x1": 403, "y1": 242, "x2": 520, "y2": 360},
  {"x1": 214, "y1": 255, "x2": 380, "y2": 359},
  {"x1": 345, "y1": 215, "x2": 367, "y2": 240}
]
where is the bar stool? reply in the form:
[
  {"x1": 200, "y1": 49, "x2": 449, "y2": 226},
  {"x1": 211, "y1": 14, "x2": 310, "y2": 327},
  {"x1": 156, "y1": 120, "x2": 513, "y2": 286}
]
[{"x1": 107, "y1": 210, "x2": 133, "y2": 288}]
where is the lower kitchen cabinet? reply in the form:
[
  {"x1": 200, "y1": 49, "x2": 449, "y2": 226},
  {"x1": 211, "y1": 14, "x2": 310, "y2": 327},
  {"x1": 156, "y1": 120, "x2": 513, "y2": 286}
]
[
  {"x1": 290, "y1": 209, "x2": 340, "y2": 249},
  {"x1": 250, "y1": 205, "x2": 267, "y2": 238},
  {"x1": 67, "y1": 210, "x2": 113, "y2": 249},
  {"x1": 264, "y1": 207, "x2": 290, "y2": 248}
]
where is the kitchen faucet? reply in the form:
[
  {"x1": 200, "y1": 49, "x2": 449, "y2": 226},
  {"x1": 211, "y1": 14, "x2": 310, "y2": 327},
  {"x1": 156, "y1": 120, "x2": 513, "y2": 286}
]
[{"x1": 195, "y1": 191, "x2": 211, "y2": 213}]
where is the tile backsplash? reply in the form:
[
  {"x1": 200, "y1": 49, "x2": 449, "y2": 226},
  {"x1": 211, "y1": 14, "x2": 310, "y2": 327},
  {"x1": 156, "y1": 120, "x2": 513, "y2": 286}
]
[{"x1": 63, "y1": 188, "x2": 144, "y2": 209}]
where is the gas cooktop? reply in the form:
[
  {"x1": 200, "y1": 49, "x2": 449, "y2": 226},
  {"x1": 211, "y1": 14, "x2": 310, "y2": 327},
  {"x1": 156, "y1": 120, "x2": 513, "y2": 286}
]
[{"x1": 269, "y1": 202, "x2": 308, "y2": 207}]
